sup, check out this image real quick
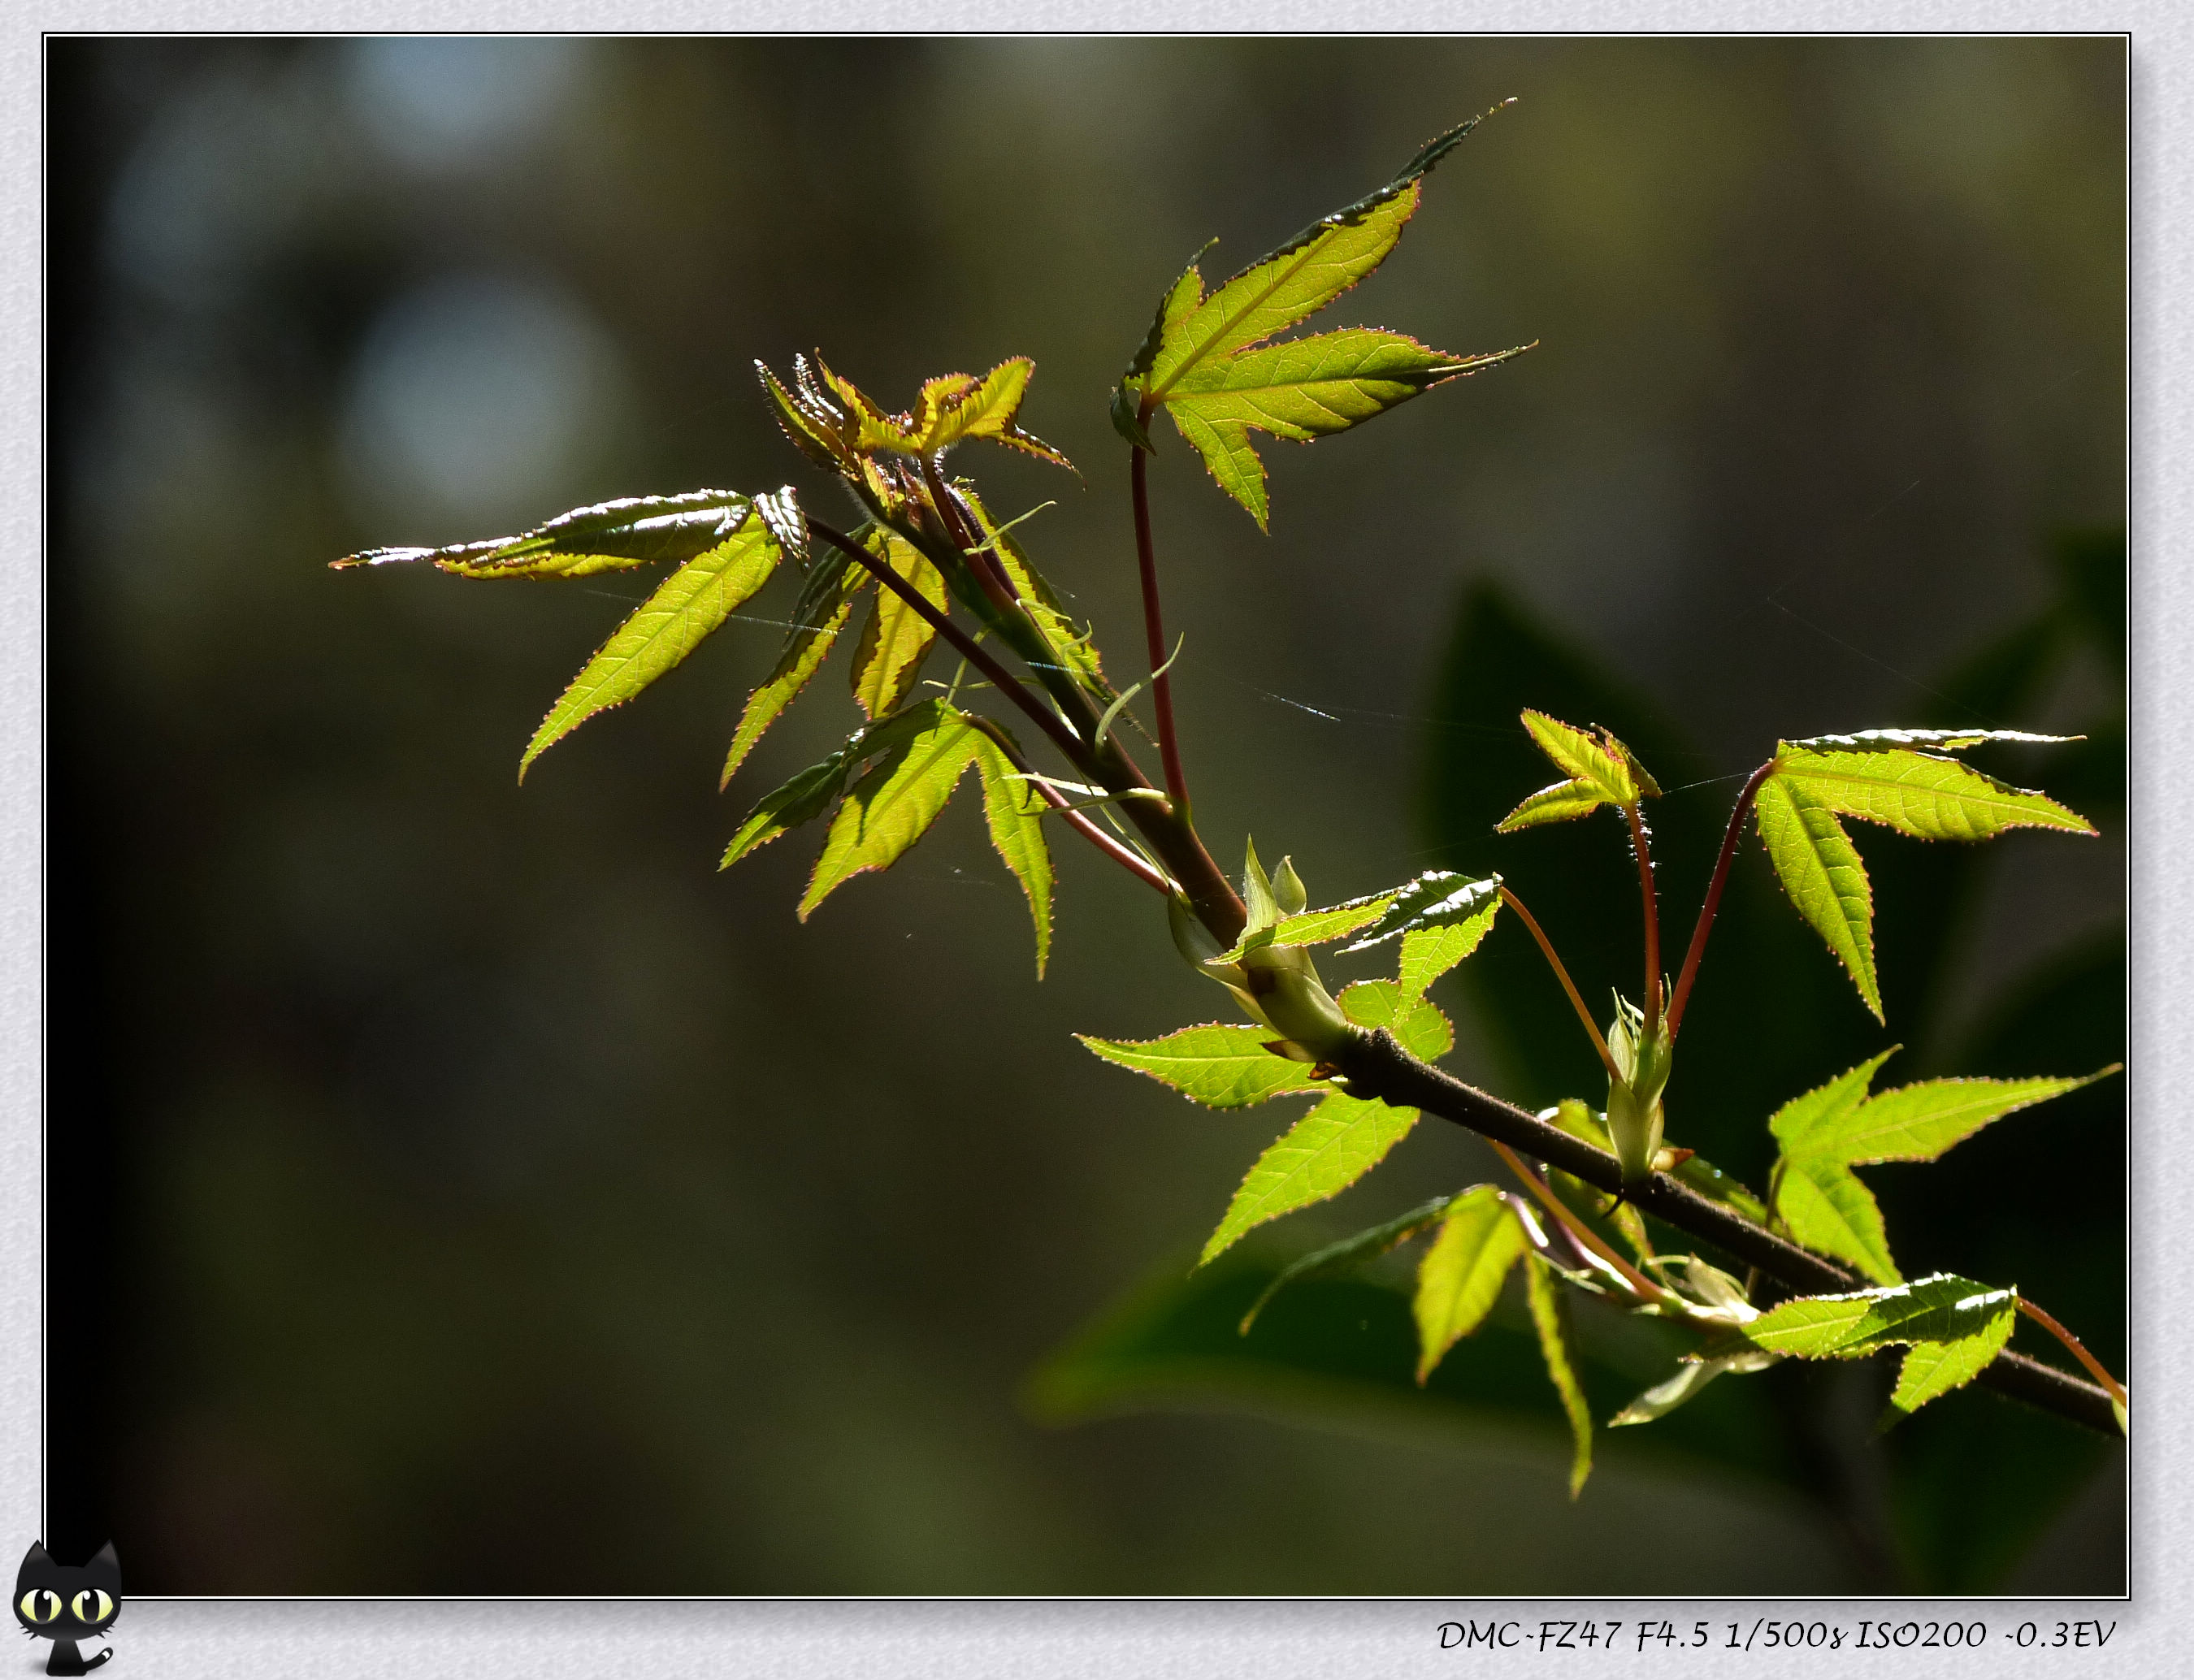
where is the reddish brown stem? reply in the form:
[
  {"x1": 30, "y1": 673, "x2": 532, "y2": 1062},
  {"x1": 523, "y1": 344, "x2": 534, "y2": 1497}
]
[
  {"x1": 1130, "y1": 412, "x2": 1191, "y2": 810},
  {"x1": 1489, "y1": 1140, "x2": 1672, "y2": 1305},
  {"x1": 961, "y1": 715, "x2": 1172, "y2": 894},
  {"x1": 806, "y1": 517, "x2": 1081, "y2": 765},
  {"x1": 2018, "y1": 1297, "x2": 2127, "y2": 1408},
  {"x1": 921, "y1": 455, "x2": 1021, "y2": 619},
  {"x1": 1500, "y1": 885, "x2": 1620, "y2": 1080},
  {"x1": 1665, "y1": 760, "x2": 1778, "y2": 1041},
  {"x1": 1625, "y1": 803, "x2": 1663, "y2": 1039}
]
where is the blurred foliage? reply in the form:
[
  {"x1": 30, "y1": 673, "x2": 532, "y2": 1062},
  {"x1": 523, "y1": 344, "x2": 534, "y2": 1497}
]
[{"x1": 48, "y1": 37, "x2": 2122, "y2": 1592}]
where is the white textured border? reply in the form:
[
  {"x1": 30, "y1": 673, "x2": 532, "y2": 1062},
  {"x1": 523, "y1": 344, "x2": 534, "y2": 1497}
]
[{"x1": 11, "y1": 4, "x2": 2178, "y2": 1677}]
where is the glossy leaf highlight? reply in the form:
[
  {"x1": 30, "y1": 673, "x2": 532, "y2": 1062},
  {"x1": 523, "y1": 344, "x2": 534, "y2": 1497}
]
[{"x1": 332, "y1": 489, "x2": 759, "y2": 579}]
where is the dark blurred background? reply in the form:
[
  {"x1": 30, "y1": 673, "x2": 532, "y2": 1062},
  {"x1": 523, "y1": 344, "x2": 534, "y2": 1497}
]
[{"x1": 46, "y1": 37, "x2": 2124, "y2": 1593}]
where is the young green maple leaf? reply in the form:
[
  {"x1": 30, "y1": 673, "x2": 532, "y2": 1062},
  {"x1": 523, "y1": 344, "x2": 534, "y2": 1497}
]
[
  {"x1": 1765, "y1": 1053, "x2": 2113, "y2": 1285},
  {"x1": 1497, "y1": 711, "x2": 1659, "y2": 832},
  {"x1": 1753, "y1": 730, "x2": 2095, "y2": 1019},
  {"x1": 1112, "y1": 106, "x2": 1533, "y2": 529}
]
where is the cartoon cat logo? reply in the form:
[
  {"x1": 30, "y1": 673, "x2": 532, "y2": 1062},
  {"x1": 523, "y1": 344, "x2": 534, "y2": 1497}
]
[{"x1": 13, "y1": 1542, "x2": 119, "y2": 1675}]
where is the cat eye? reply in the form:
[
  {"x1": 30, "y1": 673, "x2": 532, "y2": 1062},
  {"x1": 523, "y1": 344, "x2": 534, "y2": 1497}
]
[
  {"x1": 72, "y1": 1589, "x2": 114, "y2": 1622},
  {"x1": 17, "y1": 1588, "x2": 59, "y2": 1622}
]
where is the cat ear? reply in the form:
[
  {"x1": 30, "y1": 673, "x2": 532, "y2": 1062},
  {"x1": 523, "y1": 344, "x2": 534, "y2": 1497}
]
[
  {"x1": 19, "y1": 1540, "x2": 49, "y2": 1569},
  {"x1": 86, "y1": 1543, "x2": 119, "y2": 1585}
]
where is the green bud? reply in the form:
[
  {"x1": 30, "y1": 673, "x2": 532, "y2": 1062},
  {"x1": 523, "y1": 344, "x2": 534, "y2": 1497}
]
[
  {"x1": 1271, "y1": 855, "x2": 1307, "y2": 917},
  {"x1": 1240, "y1": 838, "x2": 1278, "y2": 934},
  {"x1": 1605, "y1": 993, "x2": 1673, "y2": 1185},
  {"x1": 1240, "y1": 942, "x2": 1357, "y2": 1061}
]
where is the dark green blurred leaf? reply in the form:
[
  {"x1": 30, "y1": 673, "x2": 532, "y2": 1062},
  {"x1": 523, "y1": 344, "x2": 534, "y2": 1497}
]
[
  {"x1": 1239, "y1": 1196, "x2": 1451, "y2": 1334},
  {"x1": 1026, "y1": 1242, "x2": 1802, "y2": 1494}
]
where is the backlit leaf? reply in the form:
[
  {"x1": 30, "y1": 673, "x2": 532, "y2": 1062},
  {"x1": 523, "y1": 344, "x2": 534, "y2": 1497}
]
[
  {"x1": 848, "y1": 529, "x2": 947, "y2": 719},
  {"x1": 720, "y1": 704, "x2": 940, "y2": 870},
  {"x1": 1784, "y1": 727, "x2": 2081, "y2": 753},
  {"x1": 332, "y1": 489, "x2": 758, "y2": 579},
  {"x1": 719, "y1": 544, "x2": 869, "y2": 786},
  {"x1": 1744, "y1": 1274, "x2": 2014, "y2": 1362},
  {"x1": 1611, "y1": 1345, "x2": 1779, "y2": 1427},
  {"x1": 956, "y1": 487, "x2": 1106, "y2": 691},
  {"x1": 827, "y1": 354, "x2": 1073, "y2": 470},
  {"x1": 1338, "y1": 980, "x2": 1455, "y2": 1061},
  {"x1": 1495, "y1": 780, "x2": 1611, "y2": 832},
  {"x1": 1521, "y1": 710, "x2": 1645, "y2": 803},
  {"x1": 971, "y1": 731, "x2": 1053, "y2": 977},
  {"x1": 1767, "y1": 1050, "x2": 1898, "y2": 1151},
  {"x1": 1117, "y1": 107, "x2": 1529, "y2": 526},
  {"x1": 1077, "y1": 1024, "x2": 1320, "y2": 1109},
  {"x1": 520, "y1": 512, "x2": 780, "y2": 779},
  {"x1": 1775, "y1": 1157, "x2": 1900, "y2": 1286},
  {"x1": 1212, "y1": 887, "x2": 1403, "y2": 963},
  {"x1": 1413, "y1": 1185, "x2": 1528, "y2": 1381},
  {"x1": 1394, "y1": 916, "x2": 1497, "y2": 1004},
  {"x1": 800, "y1": 700, "x2": 982, "y2": 918},
  {"x1": 1793, "y1": 1071, "x2": 2113, "y2": 1166},
  {"x1": 1772, "y1": 745, "x2": 2096, "y2": 842},
  {"x1": 1160, "y1": 331, "x2": 1527, "y2": 527},
  {"x1": 1142, "y1": 110, "x2": 1498, "y2": 397},
  {"x1": 720, "y1": 751, "x2": 852, "y2": 869},
  {"x1": 1340, "y1": 870, "x2": 1502, "y2": 954},
  {"x1": 1526, "y1": 1256, "x2": 1593, "y2": 1497},
  {"x1": 1754, "y1": 772, "x2": 1881, "y2": 1020},
  {"x1": 1890, "y1": 1305, "x2": 2018, "y2": 1416},
  {"x1": 1199, "y1": 1089, "x2": 1419, "y2": 1265}
]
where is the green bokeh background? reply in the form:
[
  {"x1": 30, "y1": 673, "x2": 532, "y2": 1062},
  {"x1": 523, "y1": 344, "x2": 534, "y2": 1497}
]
[{"x1": 47, "y1": 37, "x2": 2124, "y2": 1593}]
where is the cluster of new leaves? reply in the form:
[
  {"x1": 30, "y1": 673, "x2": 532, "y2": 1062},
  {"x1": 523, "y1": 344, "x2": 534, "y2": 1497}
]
[
  {"x1": 1083, "y1": 852, "x2": 1502, "y2": 1262},
  {"x1": 335, "y1": 355, "x2": 1103, "y2": 974},
  {"x1": 1112, "y1": 104, "x2": 1532, "y2": 528}
]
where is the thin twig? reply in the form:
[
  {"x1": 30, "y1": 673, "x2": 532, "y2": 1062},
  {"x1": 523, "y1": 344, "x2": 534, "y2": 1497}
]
[
  {"x1": 806, "y1": 517, "x2": 1083, "y2": 765},
  {"x1": 961, "y1": 715, "x2": 1173, "y2": 894},
  {"x1": 1489, "y1": 1139, "x2": 1673, "y2": 1305},
  {"x1": 1130, "y1": 406, "x2": 1191, "y2": 809},
  {"x1": 1666, "y1": 760, "x2": 1778, "y2": 1040},
  {"x1": 2018, "y1": 1297, "x2": 2127, "y2": 1408},
  {"x1": 1500, "y1": 885, "x2": 1620, "y2": 1080}
]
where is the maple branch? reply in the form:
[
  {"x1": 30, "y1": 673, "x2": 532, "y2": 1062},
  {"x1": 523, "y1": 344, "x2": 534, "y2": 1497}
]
[
  {"x1": 960, "y1": 713, "x2": 1173, "y2": 894},
  {"x1": 807, "y1": 517, "x2": 1083, "y2": 764},
  {"x1": 1330, "y1": 1027, "x2": 2120, "y2": 1439}
]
